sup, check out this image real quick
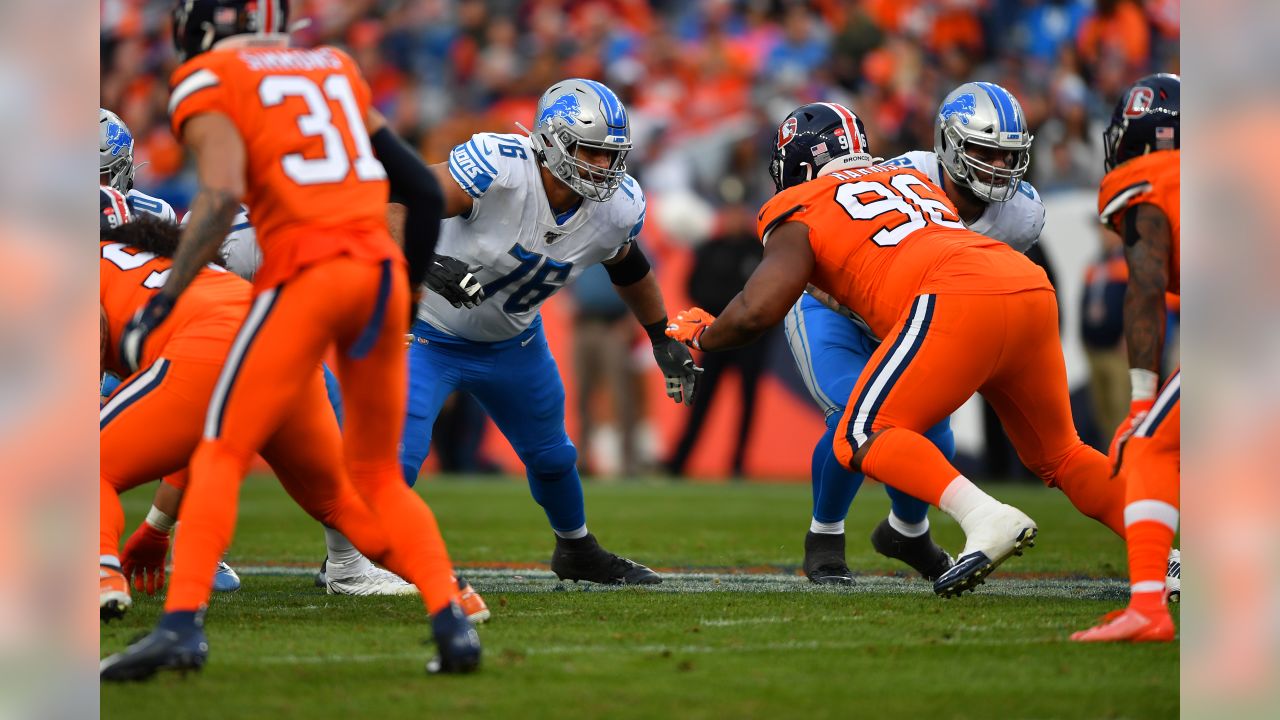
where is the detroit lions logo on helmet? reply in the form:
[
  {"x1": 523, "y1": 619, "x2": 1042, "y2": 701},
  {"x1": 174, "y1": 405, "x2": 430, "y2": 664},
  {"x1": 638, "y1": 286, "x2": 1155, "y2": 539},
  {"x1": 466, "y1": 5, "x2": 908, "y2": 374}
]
[
  {"x1": 105, "y1": 122, "x2": 133, "y2": 157},
  {"x1": 939, "y1": 93, "x2": 977, "y2": 125},
  {"x1": 538, "y1": 94, "x2": 583, "y2": 127}
]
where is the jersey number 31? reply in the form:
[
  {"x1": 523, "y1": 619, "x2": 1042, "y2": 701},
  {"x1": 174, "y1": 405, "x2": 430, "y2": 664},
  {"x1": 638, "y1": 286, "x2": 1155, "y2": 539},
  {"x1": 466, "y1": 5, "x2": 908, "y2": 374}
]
[{"x1": 260, "y1": 74, "x2": 387, "y2": 186}]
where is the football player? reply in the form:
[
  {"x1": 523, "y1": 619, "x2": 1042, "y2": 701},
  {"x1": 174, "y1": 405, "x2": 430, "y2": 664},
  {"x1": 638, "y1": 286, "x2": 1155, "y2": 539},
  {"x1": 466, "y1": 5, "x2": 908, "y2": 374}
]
[
  {"x1": 101, "y1": 0, "x2": 480, "y2": 679},
  {"x1": 1073, "y1": 73, "x2": 1180, "y2": 643},
  {"x1": 100, "y1": 107, "x2": 244, "y2": 592},
  {"x1": 399, "y1": 78, "x2": 701, "y2": 584},
  {"x1": 668, "y1": 102, "x2": 1124, "y2": 597},
  {"x1": 100, "y1": 108, "x2": 179, "y2": 222},
  {"x1": 784, "y1": 84, "x2": 1059, "y2": 585}
]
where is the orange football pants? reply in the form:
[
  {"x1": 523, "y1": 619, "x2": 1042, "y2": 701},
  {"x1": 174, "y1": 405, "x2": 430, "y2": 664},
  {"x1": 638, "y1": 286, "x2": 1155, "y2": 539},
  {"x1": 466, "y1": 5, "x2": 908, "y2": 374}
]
[
  {"x1": 166, "y1": 255, "x2": 460, "y2": 615},
  {"x1": 100, "y1": 357, "x2": 222, "y2": 561},
  {"x1": 1119, "y1": 369, "x2": 1180, "y2": 607},
  {"x1": 833, "y1": 289, "x2": 1125, "y2": 536},
  {"x1": 99, "y1": 358, "x2": 403, "y2": 584}
]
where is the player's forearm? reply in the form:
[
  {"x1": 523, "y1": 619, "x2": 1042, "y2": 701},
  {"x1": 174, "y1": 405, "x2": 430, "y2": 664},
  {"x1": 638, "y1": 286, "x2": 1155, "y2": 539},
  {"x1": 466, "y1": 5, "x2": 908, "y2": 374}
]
[
  {"x1": 699, "y1": 293, "x2": 771, "y2": 351},
  {"x1": 616, "y1": 271, "x2": 668, "y2": 329},
  {"x1": 1122, "y1": 284, "x2": 1166, "y2": 376},
  {"x1": 165, "y1": 188, "x2": 238, "y2": 299}
]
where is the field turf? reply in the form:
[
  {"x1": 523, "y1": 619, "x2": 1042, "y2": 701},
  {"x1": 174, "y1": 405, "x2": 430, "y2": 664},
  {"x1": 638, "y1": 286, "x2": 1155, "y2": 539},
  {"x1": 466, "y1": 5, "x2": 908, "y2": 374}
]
[{"x1": 101, "y1": 476, "x2": 1178, "y2": 719}]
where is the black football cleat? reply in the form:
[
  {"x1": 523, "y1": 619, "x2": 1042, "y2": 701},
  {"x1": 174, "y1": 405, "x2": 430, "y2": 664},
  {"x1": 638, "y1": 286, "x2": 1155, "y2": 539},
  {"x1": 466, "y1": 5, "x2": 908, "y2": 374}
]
[
  {"x1": 426, "y1": 602, "x2": 482, "y2": 675},
  {"x1": 869, "y1": 519, "x2": 955, "y2": 581},
  {"x1": 100, "y1": 615, "x2": 209, "y2": 682},
  {"x1": 803, "y1": 531, "x2": 854, "y2": 585},
  {"x1": 314, "y1": 557, "x2": 328, "y2": 588},
  {"x1": 550, "y1": 533, "x2": 661, "y2": 585}
]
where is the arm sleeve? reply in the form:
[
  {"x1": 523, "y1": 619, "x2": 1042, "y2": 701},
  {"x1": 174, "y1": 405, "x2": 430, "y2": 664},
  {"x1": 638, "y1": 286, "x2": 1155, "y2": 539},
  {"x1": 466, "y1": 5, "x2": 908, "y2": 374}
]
[{"x1": 371, "y1": 126, "x2": 444, "y2": 288}]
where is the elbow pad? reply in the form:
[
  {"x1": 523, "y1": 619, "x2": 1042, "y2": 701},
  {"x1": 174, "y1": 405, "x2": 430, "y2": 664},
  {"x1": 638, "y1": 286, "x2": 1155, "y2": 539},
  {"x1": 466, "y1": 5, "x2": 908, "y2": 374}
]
[
  {"x1": 604, "y1": 242, "x2": 652, "y2": 287},
  {"x1": 370, "y1": 127, "x2": 443, "y2": 287}
]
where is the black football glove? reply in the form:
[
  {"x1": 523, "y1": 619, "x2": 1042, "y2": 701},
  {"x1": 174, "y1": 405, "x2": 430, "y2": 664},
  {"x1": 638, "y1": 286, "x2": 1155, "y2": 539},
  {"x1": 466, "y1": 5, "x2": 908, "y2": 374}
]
[
  {"x1": 652, "y1": 337, "x2": 703, "y2": 406},
  {"x1": 424, "y1": 255, "x2": 485, "y2": 309},
  {"x1": 119, "y1": 293, "x2": 176, "y2": 373}
]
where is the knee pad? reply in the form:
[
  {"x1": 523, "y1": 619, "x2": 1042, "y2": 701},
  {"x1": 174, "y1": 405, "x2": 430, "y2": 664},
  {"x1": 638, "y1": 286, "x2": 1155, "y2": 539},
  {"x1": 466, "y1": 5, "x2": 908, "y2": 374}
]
[{"x1": 525, "y1": 442, "x2": 578, "y2": 480}]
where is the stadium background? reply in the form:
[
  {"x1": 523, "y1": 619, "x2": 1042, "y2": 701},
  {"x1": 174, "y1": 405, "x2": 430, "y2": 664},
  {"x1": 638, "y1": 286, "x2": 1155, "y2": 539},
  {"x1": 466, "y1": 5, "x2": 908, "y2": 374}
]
[{"x1": 98, "y1": 0, "x2": 1180, "y2": 479}]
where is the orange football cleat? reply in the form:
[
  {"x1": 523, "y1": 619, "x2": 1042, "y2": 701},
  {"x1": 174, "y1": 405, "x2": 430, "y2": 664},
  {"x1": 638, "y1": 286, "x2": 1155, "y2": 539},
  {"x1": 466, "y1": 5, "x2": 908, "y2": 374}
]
[
  {"x1": 456, "y1": 576, "x2": 491, "y2": 624},
  {"x1": 1071, "y1": 607, "x2": 1175, "y2": 643},
  {"x1": 100, "y1": 564, "x2": 132, "y2": 622}
]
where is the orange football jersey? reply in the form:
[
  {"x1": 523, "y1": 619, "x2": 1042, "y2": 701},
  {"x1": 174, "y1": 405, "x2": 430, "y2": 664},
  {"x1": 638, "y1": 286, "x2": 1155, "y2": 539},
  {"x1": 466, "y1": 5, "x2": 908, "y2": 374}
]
[
  {"x1": 757, "y1": 165, "x2": 1051, "y2": 339},
  {"x1": 1098, "y1": 150, "x2": 1180, "y2": 295},
  {"x1": 168, "y1": 44, "x2": 395, "y2": 289},
  {"x1": 100, "y1": 240, "x2": 249, "y2": 378}
]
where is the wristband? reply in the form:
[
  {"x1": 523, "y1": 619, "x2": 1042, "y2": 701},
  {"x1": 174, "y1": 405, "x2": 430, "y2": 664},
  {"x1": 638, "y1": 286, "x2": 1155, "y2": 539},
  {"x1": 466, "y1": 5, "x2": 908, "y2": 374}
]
[
  {"x1": 1129, "y1": 368, "x2": 1158, "y2": 402},
  {"x1": 145, "y1": 505, "x2": 177, "y2": 533},
  {"x1": 643, "y1": 317, "x2": 669, "y2": 345}
]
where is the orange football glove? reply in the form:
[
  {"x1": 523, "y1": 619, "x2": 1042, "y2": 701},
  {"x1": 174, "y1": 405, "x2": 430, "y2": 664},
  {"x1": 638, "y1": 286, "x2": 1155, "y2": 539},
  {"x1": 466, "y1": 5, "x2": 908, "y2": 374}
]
[
  {"x1": 665, "y1": 307, "x2": 716, "y2": 350},
  {"x1": 120, "y1": 522, "x2": 170, "y2": 596}
]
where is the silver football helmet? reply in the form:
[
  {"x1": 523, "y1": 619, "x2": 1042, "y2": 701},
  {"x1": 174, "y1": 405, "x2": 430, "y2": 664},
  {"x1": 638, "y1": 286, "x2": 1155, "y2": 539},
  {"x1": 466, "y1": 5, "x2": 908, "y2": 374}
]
[
  {"x1": 934, "y1": 82, "x2": 1033, "y2": 203},
  {"x1": 100, "y1": 108, "x2": 136, "y2": 193},
  {"x1": 525, "y1": 78, "x2": 631, "y2": 202}
]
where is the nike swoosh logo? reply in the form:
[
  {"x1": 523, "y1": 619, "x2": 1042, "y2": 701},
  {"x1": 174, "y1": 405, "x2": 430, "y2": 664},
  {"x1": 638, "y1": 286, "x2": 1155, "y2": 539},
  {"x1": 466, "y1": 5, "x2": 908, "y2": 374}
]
[{"x1": 521, "y1": 336, "x2": 534, "y2": 347}]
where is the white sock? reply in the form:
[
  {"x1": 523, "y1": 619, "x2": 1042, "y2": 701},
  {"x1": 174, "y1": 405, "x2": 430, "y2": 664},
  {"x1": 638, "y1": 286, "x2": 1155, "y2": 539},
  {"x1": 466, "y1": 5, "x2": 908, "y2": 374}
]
[
  {"x1": 100, "y1": 554, "x2": 121, "y2": 569},
  {"x1": 555, "y1": 525, "x2": 589, "y2": 540},
  {"x1": 938, "y1": 476, "x2": 998, "y2": 533},
  {"x1": 887, "y1": 512, "x2": 929, "y2": 538},
  {"x1": 809, "y1": 519, "x2": 845, "y2": 535},
  {"x1": 323, "y1": 527, "x2": 371, "y2": 576}
]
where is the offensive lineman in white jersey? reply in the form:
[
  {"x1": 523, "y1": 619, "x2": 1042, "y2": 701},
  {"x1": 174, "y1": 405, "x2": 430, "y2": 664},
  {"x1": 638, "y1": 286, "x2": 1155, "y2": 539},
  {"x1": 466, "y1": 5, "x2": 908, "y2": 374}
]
[
  {"x1": 787, "y1": 83, "x2": 1045, "y2": 585},
  {"x1": 401, "y1": 78, "x2": 701, "y2": 584}
]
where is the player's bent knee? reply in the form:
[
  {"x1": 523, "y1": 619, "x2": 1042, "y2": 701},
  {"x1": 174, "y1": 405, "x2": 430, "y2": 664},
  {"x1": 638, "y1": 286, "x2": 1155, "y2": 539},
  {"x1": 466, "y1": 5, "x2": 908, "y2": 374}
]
[{"x1": 525, "y1": 443, "x2": 578, "y2": 480}]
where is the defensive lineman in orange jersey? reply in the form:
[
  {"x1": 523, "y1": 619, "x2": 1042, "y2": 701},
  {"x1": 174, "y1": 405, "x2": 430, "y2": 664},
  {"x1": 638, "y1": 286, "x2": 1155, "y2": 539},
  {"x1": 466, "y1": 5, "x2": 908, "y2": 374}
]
[
  {"x1": 667, "y1": 102, "x2": 1123, "y2": 597},
  {"x1": 1073, "y1": 73, "x2": 1181, "y2": 643},
  {"x1": 100, "y1": 1, "x2": 480, "y2": 679}
]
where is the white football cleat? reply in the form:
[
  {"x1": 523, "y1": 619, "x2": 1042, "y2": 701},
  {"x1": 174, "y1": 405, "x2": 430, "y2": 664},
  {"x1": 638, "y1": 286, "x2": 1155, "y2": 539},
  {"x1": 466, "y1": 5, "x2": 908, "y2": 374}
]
[
  {"x1": 934, "y1": 503, "x2": 1037, "y2": 598},
  {"x1": 325, "y1": 563, "x2": 419, "y2": 597},
  {"x1": 1165, "y1": 548, "x2": 1180, "y2": 603}
]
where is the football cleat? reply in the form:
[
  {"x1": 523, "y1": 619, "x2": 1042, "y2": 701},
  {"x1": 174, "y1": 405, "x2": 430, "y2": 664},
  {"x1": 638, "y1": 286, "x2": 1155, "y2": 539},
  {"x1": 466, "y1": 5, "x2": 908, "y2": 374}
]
[
  {"x1": 870, "y1": 519, "x2": 955, "y2": 581},
  {"x1": 934, "y1": 503, "x2": 1037, "y2": 598},
  {"x1": 314, "y1": 557, "x2": 328, "y2": 588},
  {"x1": 325, "y1": 562, "x2": 418, "y2": 597},
  {"x1": 456, "y1": 576, "x2": 491, "y2": 624},
  {"x1": 99, "y1": 613, "x2": 209, "y2": 682},
  {"x1": 802, "y1": 531, "x2": 854, "y2": 585},
  {"x1": 426, "y1": 602, "x2": 482, "y2": 675},
  {"x1": 212, "y1": 560, "x2": 241, "y2": 593},
  {"x1": 1166, "y1": 548, "x2": 1180, "y2": 603},
  {"x1": 550, "y1": 533, "x2": 661, "y2": 585},
  {"x1": 1070, "y1": 607, "x2": 1175, "y2": 643},
  {"x1": 100, "y1": 564, "x2": 132, "y2": 623}
]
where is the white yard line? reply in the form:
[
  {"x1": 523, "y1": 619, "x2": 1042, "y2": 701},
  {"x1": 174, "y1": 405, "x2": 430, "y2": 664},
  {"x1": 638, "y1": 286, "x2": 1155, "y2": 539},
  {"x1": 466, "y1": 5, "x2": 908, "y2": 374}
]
[{"x1": 229, "y1": 565, "x2": 1127, "y2": 601}]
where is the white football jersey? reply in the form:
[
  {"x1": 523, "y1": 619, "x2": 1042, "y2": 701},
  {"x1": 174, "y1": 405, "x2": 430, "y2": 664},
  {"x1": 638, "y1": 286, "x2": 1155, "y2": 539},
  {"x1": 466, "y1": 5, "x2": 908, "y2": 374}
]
[
  {"x1": 180, "y1": 205, "x2": 260, "y2": 281},
  {"x1": 884, "y1": 150, "x2": 1045, "y2": 253},
  {"x1": 125, "y1": 189, "x2": 177, "y2": 223},
  {"x1": 418, "y1": 133, "x2": 646, "y2": 342}
]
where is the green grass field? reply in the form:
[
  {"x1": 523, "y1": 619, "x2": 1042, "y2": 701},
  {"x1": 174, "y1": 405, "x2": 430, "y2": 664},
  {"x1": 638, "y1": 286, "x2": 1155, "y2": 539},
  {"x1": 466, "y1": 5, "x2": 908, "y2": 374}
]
[{"x1": 101, "y1": 476, "x2": 1178, "y2": 719}]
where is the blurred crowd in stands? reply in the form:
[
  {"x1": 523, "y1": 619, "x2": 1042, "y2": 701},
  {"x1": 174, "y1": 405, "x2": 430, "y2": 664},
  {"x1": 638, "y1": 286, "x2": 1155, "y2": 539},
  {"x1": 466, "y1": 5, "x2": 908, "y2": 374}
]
[{"x1": 100, "y1": 0, "x2": 1179, "y2": 478}]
